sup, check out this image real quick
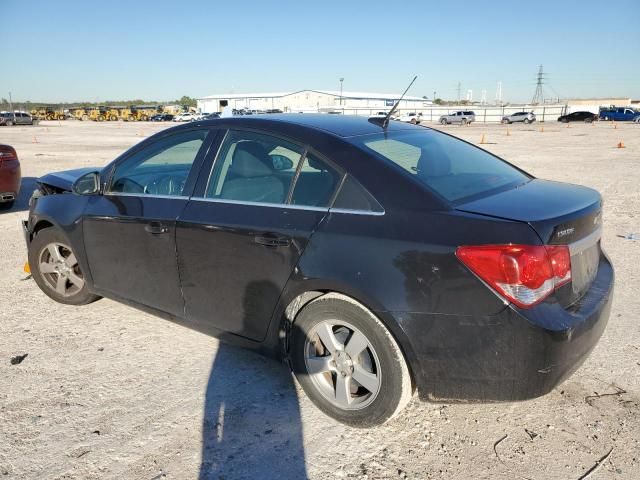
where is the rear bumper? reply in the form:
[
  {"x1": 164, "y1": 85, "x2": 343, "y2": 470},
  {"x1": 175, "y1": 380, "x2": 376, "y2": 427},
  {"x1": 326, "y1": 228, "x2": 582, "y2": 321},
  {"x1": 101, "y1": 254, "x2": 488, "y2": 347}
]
[{"x1": 393, "y1": 253, "x2": 614, "y2": 402}]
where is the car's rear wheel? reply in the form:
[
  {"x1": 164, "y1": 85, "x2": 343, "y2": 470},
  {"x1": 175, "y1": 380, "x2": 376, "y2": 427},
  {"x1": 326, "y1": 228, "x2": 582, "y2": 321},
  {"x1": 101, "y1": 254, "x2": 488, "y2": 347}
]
[
  {"x1": 6, "y1": 120, "x2": 13, "y2": 126},
  {"x1": 290, "y1": 294, "x2": 413, "y2": 427},
  {"x1": 440, "y1": 118, "x2": 447, "y2": 125},
  {"x1": 29, "y1": 227, "x2": 101, "y2": 306}
]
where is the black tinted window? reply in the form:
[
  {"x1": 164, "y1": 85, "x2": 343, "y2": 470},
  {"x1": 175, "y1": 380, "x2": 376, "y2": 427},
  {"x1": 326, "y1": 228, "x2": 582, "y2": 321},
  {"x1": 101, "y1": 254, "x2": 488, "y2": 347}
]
[
  {"x1": 109, "y1": 129, "x2": 207, "y2": 196},
  {"x1": 355, "y1": 130, "x2": 529, "y2": 203},
  {"x1": 333, "y1": 175, "x2": 383, "y2": 212},
  {"x1": 206, "y1": 130, "x2": 303, "y2": 205},
  {"x1": 290, "y1": 153, "x2": 342, "y2": 207}
]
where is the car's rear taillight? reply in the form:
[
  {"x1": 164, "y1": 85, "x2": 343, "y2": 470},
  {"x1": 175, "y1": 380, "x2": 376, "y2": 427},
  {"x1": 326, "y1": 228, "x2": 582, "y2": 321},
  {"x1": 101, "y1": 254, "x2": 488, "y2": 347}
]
[
  {"x1": 0, "y1": 145, "x2": 18, "y2": 162},
  {"x1": 456, "y1": 244, "x2": 571, "y2": 308}
]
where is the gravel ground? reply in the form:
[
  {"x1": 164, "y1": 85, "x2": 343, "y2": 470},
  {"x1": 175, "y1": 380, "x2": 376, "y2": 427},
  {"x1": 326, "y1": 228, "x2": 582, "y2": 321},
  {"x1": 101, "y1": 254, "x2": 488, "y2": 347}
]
[{"x1": 0, "y1": 120, "x2": 638, "y2": 480}]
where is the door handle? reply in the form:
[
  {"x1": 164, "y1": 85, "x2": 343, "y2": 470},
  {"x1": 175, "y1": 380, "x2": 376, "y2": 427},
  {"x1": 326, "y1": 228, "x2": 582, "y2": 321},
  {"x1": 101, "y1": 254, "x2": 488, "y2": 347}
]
[
  {"x1": 254, "y1": 233, "x2": 291, "y2": 247},
  {"x1": 145, "y1": 221, "x2": 169, "y2": 235}
]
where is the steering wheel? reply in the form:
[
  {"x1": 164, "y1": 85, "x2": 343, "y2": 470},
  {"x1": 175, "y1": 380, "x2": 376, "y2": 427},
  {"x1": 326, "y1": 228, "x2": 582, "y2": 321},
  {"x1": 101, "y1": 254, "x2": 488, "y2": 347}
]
[
  {"x1": 144, "y1": 175, "x2": 185, "y2": 196},
  {"x1": 111, "y1": 178, "x2": 145, "y2": 193}
]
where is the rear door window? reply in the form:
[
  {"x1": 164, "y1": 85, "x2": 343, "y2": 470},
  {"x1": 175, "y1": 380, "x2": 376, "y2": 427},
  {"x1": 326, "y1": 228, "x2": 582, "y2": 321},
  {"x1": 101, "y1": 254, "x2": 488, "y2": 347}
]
[
  {"x1": 354, "y1": 130, "x2": 530, "y2": 203},
  {"x1": 289, "y1": 153, "x2": 342, "y2": 207},
  {"x1": 205, "y1": 130, "x2": 303, "y2": 205}
]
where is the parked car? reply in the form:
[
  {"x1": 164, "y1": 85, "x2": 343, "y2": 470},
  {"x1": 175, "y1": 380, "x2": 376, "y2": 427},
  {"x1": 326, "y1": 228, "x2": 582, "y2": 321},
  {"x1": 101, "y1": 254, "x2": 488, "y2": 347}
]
[
  {"x1": 0, "y1": 144, "x2": 21, "y2": 209},
  {"x1": 266, "y1": 109, "x2": 284, "y2": 114},
  {"x1": 598, "y1": 107, "x2": 640, "y2": 122},
  {"x1": 502, "y1": 112, "x2": 536, "y2": 124},
  {"x1": 201, "y1": 113, "x2": 220, "y2": 120},
  {"x1": 0, "y1": 111, "x2": 34, "y2": 126},
  {"x1": 173, "y1": 112, "x2": 196, "y2": 122},
  {"x1": 439, "y1": 111, "x2": 475, "y2": 125},
  {"x1": 150, "y1": 113, "x2": 174, "y2": 122},
  {"x1": 557, "y1": 111, "x2": 598, "y2": 123},
  {"x1": 396, "y1": 112, "x2": 422, "y2": 124},
  {"x1": 23, "y1": 114, "x2": 613, "y2": 427}
]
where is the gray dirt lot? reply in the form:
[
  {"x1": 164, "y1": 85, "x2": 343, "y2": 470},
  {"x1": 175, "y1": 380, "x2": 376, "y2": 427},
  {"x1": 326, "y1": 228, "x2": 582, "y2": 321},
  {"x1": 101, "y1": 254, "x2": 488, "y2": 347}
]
[{"x1": 0, "y1": 120, "x2": 638, "y2": 479}]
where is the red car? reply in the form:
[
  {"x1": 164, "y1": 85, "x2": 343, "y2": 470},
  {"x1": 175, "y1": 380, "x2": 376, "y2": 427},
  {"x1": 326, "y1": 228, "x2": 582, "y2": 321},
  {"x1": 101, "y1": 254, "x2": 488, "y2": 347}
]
[{"x1": 0, "y1": 145, "x2": 21, "y2": 210}]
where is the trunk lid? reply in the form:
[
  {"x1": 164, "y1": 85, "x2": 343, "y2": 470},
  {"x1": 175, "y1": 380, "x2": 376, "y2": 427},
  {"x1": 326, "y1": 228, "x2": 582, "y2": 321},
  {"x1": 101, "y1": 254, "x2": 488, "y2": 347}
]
[{"x1": 457, "y1": 179, "x2": 602, "y2": 306}]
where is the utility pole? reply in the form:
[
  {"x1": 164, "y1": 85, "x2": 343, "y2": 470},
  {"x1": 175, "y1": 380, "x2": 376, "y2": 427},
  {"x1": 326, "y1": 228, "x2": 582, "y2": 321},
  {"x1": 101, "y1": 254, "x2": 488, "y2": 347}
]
[
  {"x1": 495, "y1": 81, "x2": 502, "y2": 105},
  {"x1": 532, "y1": 65, "x2": 545, "y2": 104},
  {"x1": 456, "y1": 82, "x2": 461, "y2": 103},
  {"x1": 8, "y1": 91, "x2": 13, "y2": 112},
  {"x1": 339, "y1": 78, "x2": 344, "y2": 106}
]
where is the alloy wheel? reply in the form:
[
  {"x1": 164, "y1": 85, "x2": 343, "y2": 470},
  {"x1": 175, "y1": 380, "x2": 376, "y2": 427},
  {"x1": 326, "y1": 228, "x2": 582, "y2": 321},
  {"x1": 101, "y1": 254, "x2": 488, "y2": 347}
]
[
  {"x1": 304, "y1": 320, "x2": 381, "y2": 410},
  {"x1": 38, "y1": 242, "x2": 85, "y2": 297}
]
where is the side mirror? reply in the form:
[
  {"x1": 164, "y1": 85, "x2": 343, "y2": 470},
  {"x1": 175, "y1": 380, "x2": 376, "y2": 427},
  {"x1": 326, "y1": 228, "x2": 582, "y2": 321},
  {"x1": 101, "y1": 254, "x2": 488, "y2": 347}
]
[
  {"x1": 72, "y1": 171, "x2": 101, "y2": 195},
  {"x1": 270, "y1": 154, "x2": 294, "y2": 171}
]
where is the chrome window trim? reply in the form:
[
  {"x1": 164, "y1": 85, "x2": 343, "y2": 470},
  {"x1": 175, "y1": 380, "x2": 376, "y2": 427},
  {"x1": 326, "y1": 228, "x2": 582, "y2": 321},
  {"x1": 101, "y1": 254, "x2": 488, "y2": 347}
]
[
  {"x1": 568, "y1": 227, "x2": 602, "y2": 256},
  {"x1": 189, "y1": 196, "x2": 329, "y2": 212},
  {"x1": 329, "y1": 207, "x2": 385, "y2": 216},
  {"x1": 189, "y1": 195, "x2": 384, "y2": 216},
  {"x1": 103, "y1": 192, "x2": 188, "y2": 200}
]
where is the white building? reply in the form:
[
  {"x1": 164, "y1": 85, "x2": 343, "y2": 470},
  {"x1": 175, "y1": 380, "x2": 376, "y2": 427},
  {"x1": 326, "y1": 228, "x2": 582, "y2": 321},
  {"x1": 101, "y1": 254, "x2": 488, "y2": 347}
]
[{"x1": 197, "y1": 90, "x2": 430, "y2": 114}]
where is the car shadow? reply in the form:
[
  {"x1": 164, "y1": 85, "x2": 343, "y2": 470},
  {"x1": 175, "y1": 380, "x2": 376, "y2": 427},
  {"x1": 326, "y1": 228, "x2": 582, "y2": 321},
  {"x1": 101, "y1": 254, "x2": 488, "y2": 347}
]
[
  {"x1": 0, "y1": 176, "x2": 37, "y2": 214},
  {"x1": 199, "y1": 282, "x2": 308, "y2": 479}
]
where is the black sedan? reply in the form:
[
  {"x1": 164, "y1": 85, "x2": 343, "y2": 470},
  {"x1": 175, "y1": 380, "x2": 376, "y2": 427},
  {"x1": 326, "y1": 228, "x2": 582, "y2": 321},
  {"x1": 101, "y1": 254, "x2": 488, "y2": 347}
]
[
  {"x1": 150, "y1": 113, "x2": 174, "y2": 122},
  {"x1": 23, "y1": 115, "x2": 613, "y2": 427},
  {"x1": 557, "y1": 111, "x2": 598, "y2": 123}
]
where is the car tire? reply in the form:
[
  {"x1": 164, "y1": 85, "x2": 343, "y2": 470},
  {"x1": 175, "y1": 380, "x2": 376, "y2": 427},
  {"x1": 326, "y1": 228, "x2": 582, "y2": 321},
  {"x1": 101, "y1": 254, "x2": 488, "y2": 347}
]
[
  {"x1": 524, "y1": 118, "x2": 530, "y2": 124},
  {"x1": 584, "y1": 118, "x2": 593, "y2": 123},
  {"x1": 461, "y1": 118, "x2": 468, "y2": 125},
  {"x1": 290, "y1": 293, "x2": 413, "y2": 427},
  {"x1": 410, "y1": 118, "x2": 417, "y2": 124},
  {"x1": 0, "y1": 201, "x2": 14, "y2": 210},
  {"x1": 29, "y1": 227, "x2": 101, "y2": 306},
  {"x1": 440, "y1": 119, "x2": 447, "y2": 125},
  {"x1": 6, "y1": 120, "x2": 13, "y2": 126}
]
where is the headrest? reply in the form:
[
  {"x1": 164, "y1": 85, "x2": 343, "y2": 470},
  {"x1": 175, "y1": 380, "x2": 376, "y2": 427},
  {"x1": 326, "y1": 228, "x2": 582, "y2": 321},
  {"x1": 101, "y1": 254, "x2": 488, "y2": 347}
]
[
  {"x1": 416, "y1": 147, "x2": 451, "y2": 177},
  {"x1": 307, "y1": 156, "x2": 326, "y2": 171},
  {"x1": 230, "y1": 141, "x2": 274, "y2": 177}
]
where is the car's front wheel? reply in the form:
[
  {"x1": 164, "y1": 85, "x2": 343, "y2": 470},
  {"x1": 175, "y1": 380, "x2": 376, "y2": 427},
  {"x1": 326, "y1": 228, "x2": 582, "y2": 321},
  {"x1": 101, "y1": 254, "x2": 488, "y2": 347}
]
[
  {"x1": 29, "y1": 227, "x2": 101, "y2": 306},
  {"x1": 290, "y1": 294, "x2": 413, "y2": 427}
]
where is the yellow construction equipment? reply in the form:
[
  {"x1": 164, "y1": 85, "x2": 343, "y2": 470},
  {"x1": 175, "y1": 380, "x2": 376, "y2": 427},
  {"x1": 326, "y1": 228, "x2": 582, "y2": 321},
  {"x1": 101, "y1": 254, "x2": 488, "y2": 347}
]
[
  {"x1": 85, "y1": 107, "x2": 109, "y2": 122},
  {"x1": 30, "y1": 107, "x2": 66, "y2": 121}
]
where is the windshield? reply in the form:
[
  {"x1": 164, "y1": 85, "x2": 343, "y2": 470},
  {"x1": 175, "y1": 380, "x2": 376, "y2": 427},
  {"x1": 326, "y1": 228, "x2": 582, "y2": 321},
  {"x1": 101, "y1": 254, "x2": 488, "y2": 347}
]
[{"x1": 353, "y1": 130, "x2": 530, "y2": 203}]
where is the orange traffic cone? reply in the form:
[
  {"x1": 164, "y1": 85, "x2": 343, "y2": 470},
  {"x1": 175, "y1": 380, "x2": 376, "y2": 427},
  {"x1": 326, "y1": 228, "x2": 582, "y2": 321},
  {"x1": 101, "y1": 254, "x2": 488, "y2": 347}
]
[
  {"x1": 480, "y1": 134, "x2": 486, "y2": 144},
  {"x1": 617, "y1": 141, "x2": 625, "y2": 148},
  {"x1": 539, "y1": 126, "x2": 544, "y2": 132}
]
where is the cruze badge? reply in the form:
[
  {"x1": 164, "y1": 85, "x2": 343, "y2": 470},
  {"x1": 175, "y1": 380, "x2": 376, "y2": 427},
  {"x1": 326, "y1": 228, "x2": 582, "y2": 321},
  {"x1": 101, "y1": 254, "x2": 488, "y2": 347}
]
[{"x1": 557, "y1": 227, "x2": 575, "y2": 239}]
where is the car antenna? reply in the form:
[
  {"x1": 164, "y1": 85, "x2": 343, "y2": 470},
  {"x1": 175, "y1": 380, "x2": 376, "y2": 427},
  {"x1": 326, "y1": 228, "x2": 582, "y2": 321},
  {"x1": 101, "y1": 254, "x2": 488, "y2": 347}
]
[{"x1": 372, "y1": 75, "x2": 418, "y2": 129}]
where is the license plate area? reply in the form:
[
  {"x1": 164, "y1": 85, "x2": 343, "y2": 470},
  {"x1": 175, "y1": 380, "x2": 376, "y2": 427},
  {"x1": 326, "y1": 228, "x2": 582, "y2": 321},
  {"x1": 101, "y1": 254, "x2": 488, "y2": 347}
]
[{"x1": 571, "y1": 242, "x2": 600, "y2": 299}]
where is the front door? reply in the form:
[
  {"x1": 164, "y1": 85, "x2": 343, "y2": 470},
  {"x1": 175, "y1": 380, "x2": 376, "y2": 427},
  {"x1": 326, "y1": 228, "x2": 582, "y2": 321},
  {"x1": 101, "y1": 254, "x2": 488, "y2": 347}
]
[
  {"x1": 82, "y1": 128, "x2": 212, "y2": 316},
  {"x1": 176, "y1": 129, "x2": 342, "y2": 341}
]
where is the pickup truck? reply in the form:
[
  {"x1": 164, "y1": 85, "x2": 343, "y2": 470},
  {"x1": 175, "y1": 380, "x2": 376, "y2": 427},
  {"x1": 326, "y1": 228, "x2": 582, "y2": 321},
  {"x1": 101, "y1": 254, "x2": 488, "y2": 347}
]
[
  {"x1": 599, "y1": 107, "x2": 640, "y2": 122},
  {"x1": 439, "y1": 111, "x2": 476, "y2": 125}
]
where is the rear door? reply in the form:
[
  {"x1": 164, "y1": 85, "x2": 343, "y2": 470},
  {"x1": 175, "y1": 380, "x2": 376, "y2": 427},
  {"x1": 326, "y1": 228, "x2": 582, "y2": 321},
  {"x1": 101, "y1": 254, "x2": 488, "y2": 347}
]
[
  {"x1": 82, "y1": 128, "x2": 213, "y2": 316},
  {"x1": 176, "y1": 129, "x2": 342, "y2": 340}
]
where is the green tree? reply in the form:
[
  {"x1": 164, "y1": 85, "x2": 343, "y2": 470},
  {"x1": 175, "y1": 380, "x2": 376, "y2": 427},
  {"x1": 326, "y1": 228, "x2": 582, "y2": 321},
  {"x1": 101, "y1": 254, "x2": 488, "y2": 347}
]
[{"x1": 176, "y1": 95, "x2": 197, "y2": 107}]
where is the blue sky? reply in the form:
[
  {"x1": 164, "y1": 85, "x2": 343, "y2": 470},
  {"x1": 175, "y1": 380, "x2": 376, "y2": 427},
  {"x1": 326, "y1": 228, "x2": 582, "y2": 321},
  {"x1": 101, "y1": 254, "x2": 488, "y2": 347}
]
[{"x1": 1, "y1": 0, "x2": 638, "y2": 103}]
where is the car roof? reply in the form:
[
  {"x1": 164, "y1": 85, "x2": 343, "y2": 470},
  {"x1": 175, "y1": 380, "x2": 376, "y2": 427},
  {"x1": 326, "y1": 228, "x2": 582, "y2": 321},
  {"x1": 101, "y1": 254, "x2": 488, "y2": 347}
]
[{"x1": 196, "y1": 113, "x2": 419, "y2": 138}]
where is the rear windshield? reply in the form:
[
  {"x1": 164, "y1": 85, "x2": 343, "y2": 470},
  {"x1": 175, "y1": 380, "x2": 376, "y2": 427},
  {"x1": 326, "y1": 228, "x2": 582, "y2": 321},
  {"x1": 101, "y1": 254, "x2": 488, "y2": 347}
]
[{"x1": 353, "y1": 130, "x2": 530, "y2": 203}]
